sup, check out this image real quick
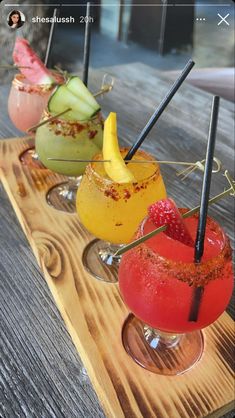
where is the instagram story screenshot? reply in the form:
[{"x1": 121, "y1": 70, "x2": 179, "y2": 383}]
[{"x1": 0, "y1": 1, "x2": 234, "y2": 418}]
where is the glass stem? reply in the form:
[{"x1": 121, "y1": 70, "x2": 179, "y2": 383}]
[
  {"x1": 143, "y1": 325, "x2": 182, "y2": 349},
  {"x1": 59, "y1": 176, "x2": 82, "y2": 202},
  {"x1": 31, "y1": 151, "x2": 39, "y2": 160},
  {"x1": 98, "y1": 243, "x2": 123, "y2": 266}
]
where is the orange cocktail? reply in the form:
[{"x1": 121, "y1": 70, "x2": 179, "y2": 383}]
[{"x1": 77, "y1": 148, "x2": 166, "y2": 244}]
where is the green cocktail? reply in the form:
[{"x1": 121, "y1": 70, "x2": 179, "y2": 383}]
[
  {"x1": 35, "y1": 111, "x2": 103, "y2": 213},
  {"x1": 36, "y1": 111, "x2": 103, "y2": 176}
]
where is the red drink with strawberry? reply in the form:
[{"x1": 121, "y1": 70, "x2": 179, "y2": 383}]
[
  {"x1": 119, "y1": 199, "x2": 233, "y2": 375},
  {"x1": 119, "y1": 211, "x2": 233, "y2": 333}
]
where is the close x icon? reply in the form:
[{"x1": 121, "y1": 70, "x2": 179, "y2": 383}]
[{"x1": 217, "y1": 13, "x2": 230, "y2": 26}]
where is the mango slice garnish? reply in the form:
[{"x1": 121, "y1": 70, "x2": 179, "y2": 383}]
[{"x1": 103, "y1": 112, "x2": 136, "y2": 183}]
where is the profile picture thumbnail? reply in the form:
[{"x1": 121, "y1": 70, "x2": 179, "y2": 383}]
[{"x1": 8, "y1": 10, "x2": 25, "y2": 29}]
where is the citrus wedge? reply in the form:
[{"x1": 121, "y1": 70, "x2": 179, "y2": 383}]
[{"x1": 103, "y1": 113, "x2": 136, "y2": 183}]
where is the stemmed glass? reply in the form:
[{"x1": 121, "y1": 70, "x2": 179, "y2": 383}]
[
  {"x1": 76, "y1": 148, "x2": 167, "y2": 282},
  {"x1": 35, "y1": 74, "x2": 114, "y2": 213},
  {"x1": 118, "y1": 213, "x2": 233, "y2": 375}
]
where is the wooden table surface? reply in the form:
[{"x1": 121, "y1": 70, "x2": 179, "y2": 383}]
[{"x1": 0, "y1": 63, "x2": 234, "y2": 418}]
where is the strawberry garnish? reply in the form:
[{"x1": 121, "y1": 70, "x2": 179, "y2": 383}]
[{"x1": 148, "y1": 198, "x2": 194, "y2": 247}]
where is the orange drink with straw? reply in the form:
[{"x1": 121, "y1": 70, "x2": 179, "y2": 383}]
[{"x1": 76, "y1": 112, "x2": 166, "y2": 282}]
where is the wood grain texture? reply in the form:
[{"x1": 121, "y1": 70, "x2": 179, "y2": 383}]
[
  {"x1": 0, "y1": 134, "x2": 234, "y2": 418},
  {"x1": 0, "y1": 162, "x2": 105, "y2": 418},
  {"x1": 0, "y1": 65, "x2": 234, "y2": 418}
]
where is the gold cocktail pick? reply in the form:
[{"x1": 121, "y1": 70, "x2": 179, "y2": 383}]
[
  {"x1": 29, "y1": 109, "x2": 73, "y2": 132},
  {"x1": 177, "y1": 157, "x2": 221, "y2": 179},
  {"x1": 93, "y1": 73, "x2": 114, "y2": 98},
  {"x1": 0, "y1": 64, "x2": 31, "y2": 70},
  {"x1": 27, "y1": 73, "x2": 115, "y2": 133},
  {"x1": 111, "y1": 170, "x2": 235, "y2": 259},
  {"x1": 48, "y1": 158, "x2": 111, "y2": 163},
  {"x1": 47, "y1": 158, "x2": 165, "y2": 163},
  {"x1": 53, "y1": 65, "x2": 69, "y2": 79},
  {"x1": 46, "y1": 157, "x2": 222, "y2": 173}
]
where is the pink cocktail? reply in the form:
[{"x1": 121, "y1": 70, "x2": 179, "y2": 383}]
[
  {"x1": 8, "y1": 74, "x2": 54, "y2": 132},
  {"x1": 119, "y1": 213, "x2": 233, "y2": 374}
]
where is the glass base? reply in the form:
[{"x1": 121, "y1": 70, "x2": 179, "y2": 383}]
[
  {"x1": 122, "y1": 314, "x2": 204, "y2": 375},
  {"x1": 78, "y1": 366, "x2": 90, "y2": 383},
  {"x1": 82, "y1": 239, "x2": 121, "y2": 283},
  {"x1": 19, "y1": 147, "x2": 45, "y2": 170},
  {"x1": 46, "y1": 177, "x2": 82, "y2": 213}
]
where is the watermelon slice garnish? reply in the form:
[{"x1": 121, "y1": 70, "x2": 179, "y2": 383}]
[
  {"x1": 13, "y1": 38, "x2": 55, "y2": 85},
  {"x1": 148, "y1": 198, "x2": 194, "y2": 247}
]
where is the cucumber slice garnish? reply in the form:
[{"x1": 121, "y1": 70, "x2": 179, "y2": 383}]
[
  {"x1": 48, "y1": 85, "x2": 99, "y2": 121},
  {"x1": 67, "y1": 76, "x2": 100, "y2": 112}
]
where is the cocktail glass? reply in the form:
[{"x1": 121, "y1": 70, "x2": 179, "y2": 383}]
[
  {"x1": 76, "y1": 148, "x2": 167, "y2": 282},
  {"x1": 35, "y1": 110, "x2": 103, "y2": 213},
  {"x1": 119, "y1": 213, "x2": 233, "y2": 375},
  {"x1": 8, "y1": 73, "x2": 57, "y2": 168},
  {"x1": 8, "y1": 71, "x2": 65, "y2": 168}
]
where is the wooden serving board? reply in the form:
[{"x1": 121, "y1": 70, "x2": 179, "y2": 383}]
[{"x1": 0, "y1": 136, "x2": 234, "y2": 418}]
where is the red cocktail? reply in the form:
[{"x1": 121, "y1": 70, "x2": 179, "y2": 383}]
[{"x1": 119, "y1": 212, "x2": 233, "y2": 374}]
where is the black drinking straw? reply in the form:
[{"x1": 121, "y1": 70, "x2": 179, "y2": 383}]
[
  {"x1": 44, "y1": 8, "x2": 58, "y2": 66},
  {"x1": 189, "y1": 95, "x2": 220, "y2": 322},
  {"x1": 82, "y1": 2, "x2": 92, "y2": 86},
  {"x1": 124, "y1": 59, "x2": 195, "y2": 161}
]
